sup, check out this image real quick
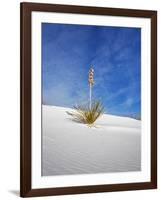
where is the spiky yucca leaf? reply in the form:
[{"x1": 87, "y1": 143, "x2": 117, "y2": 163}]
[{"x1": 67, "y1": 101, "x2": 104, "y2": 126}]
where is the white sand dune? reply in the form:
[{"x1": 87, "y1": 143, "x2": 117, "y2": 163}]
[{"x1": 42, "y1": 105, "x2": 141, "y2": 176}]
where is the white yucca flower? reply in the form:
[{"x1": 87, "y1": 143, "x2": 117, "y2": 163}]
[{"x1": 89, "y1": 67, "x2": 94, "y2": 109}]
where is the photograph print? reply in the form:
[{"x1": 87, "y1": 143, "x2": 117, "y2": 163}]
[
  {"x1": 42, "y1": 23, "x2": 141, "y2": 177},
  {"x1": 20, "y1": 3, "x2": 157, "y2": 197}
]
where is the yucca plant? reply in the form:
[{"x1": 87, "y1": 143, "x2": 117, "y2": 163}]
[
  {"x1": 67, "y1": 67, "x2": 104, "y2": 126},
  {"x1": 67, "y1": 101, "x2": 104, "y2": 126}
]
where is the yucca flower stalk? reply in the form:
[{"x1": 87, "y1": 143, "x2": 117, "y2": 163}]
[{"x1": 89, "y1": 68, "x2": 94, "y2": 110}]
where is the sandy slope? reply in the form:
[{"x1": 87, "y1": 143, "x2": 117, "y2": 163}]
[{"x1": 42, "y1": 105, "x2": 141, "y2": 176}]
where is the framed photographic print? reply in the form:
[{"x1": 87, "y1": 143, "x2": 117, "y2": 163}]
[{"x1": 20, "y1": 2, "x2": 157, "y2": 197}]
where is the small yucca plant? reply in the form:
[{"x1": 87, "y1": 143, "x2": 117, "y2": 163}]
[
  {"x1": 67, "y1": 67, "x2": 104, "y2": 126},
  {"x1": 67, "y1": 101, "x2": 104, "y2": 126}
]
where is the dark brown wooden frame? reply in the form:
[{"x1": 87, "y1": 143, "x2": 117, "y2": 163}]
[{"x1": 20, "y1": 2, "x2": 157, "y2": 198}]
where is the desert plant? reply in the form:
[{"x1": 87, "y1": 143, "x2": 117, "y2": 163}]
[
  {"x1": 67, "y1": 101, "x2": 104, "y2": 126},
  {"x1": 67, "y1": 67, "x2": 104, "y2": 126}
]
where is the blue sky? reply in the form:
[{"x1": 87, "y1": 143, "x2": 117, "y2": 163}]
[{"x1": 42, "y1": 23, "x2": 141, "y2": 117}]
